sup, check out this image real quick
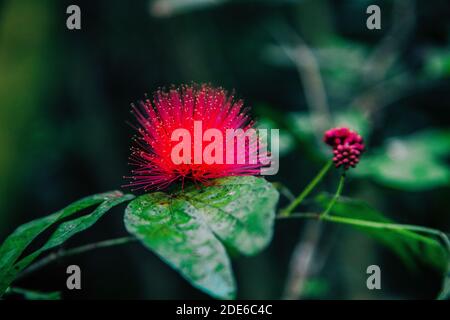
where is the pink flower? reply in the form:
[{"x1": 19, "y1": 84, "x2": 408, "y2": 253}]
[
  {"x1": 125, "y1": 84, "x2": 266, "y2": 191},
  {"x1": 323, "y1": 127, "x2": 365, "y2": 169}
]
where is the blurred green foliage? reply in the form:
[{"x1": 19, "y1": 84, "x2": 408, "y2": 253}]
[
  {"x1": 0, "y1": 0, "x2": 57, "y2": 231},
  {"x1": 354, "y1": 130, "x2": 450, "y2": 190},
  {"x1": 6, "y1": 287, "x2": 61, "y2": 300},
  {"x1": 0, "y1": 0, "x2": 449, "y2": 299}
]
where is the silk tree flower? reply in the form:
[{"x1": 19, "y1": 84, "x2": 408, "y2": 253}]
[
  {"x1": 323, "y1": 127, "x2": 365, "y2": 169},
  {"x1": 126, "y1": 84, "x2": 269, "y2": 191}
]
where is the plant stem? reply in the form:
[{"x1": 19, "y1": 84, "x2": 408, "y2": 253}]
[
  {"x1": 320, "y1": 173, "x2": 345, "y2": 219},
  {"x1": 322, "y1": 215, "x2": 450, "y2": 253},
  {"x1": 18, "y1": 236, "x2": 138, "y2": 279},
  {"x1": 278, "y1": 212, "x2": 450, "y2": 253},
  {"x1": 280, "y1": 160, "x2": 333, "y2": 217},
  {"x1": 279, "y1": 171, "x2": 450, "y2": 252}
]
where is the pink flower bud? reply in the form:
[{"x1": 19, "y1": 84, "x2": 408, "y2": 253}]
[{"x1": 323, "y1": 127, "x2": 365, "y2": 170}]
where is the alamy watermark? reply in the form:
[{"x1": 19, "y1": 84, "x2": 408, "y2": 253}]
[
  {"x1": 366, "y1": 265, "x2": 381, "y2": 290},
  {"x1": 366, "y1": 5, "x2": 381, "y2": 30},
  {"x1": 170, "y1": 120, "x2": 279, "y2": 175},
  {"x1": 66, "y1": 265, "x2": 81, "y2": 290},
  {"x1": 66, "y1": 5, "x2": 81, "y2": 30}
]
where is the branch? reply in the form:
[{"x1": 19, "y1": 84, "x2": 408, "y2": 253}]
[{"x1": 17, "y1": 236, "x2": 138, "y2": 279}]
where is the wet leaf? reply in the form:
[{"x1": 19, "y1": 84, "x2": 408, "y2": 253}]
[{"x1": 124, "y1": 176, "x2": 279, "y2": 299}]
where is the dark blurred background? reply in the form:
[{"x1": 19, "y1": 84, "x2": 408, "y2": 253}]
[{"x1": 1, "y1": 0, "x2": 449, "y2": 299}]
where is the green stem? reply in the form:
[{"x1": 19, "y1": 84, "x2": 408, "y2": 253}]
[
  {"x1": 320, "y1": 173, "x2": 345, "y2": 219},
  {"x1": 323, "y1": 215, "x2": 450, "y2": 253},
  {"x1": 278, "y1": 212, "x2": 450, "y2": 253},
  {"x1": 280, "y1": 160, "x2": 333, "y2": 217},
  {"x1": 18, "y1": 236, "x2": 138, "y2": 279},
  {"x1": 279, "y1": 171, "x2": 449, "y2": 252}
]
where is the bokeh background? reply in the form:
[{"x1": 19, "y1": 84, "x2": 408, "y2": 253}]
[{"x1": 1, "y1": 0, "x2": 450, "y2": 299}]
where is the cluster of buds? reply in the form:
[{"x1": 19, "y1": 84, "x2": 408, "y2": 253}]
[{"x1": 323, "y1": 127, "x2": 365, "y2": 170}]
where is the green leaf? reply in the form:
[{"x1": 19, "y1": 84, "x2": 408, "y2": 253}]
[
  {"x1": 124, "y1": 176, "x2": 279, "y2": 299},
  {"x1": 0, "y1": 192, "x2": 114, "y2": 276},
  {"x1": 0, "y1": 191, "x2": 134, "y2": 296},
  {"x1": 353, "y1": 129, "x2": 450, "y2": 190},
  {"x1": 6, "y1": 287, "x2": 61, "y2": 300},
  {"x1": 180, "y1": 176, "x2": 279, "y2": 255},
  {"x1": 316, "y1": 194, "x2": 448, "y2": 272},
  {"x1": 407, "y1": 130, "x2": 450, "y2": 158},
  {"x1": 125, "y1": 192, "x2": 235, "y2": 299}
]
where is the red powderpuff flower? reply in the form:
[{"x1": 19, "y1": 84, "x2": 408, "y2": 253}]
[
  {"x1": 323, "y1": 127, "x2": 365, "y2": 169},
  {"x1": 125, "y1": 84, "x2": 267, "y2": 191}
]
